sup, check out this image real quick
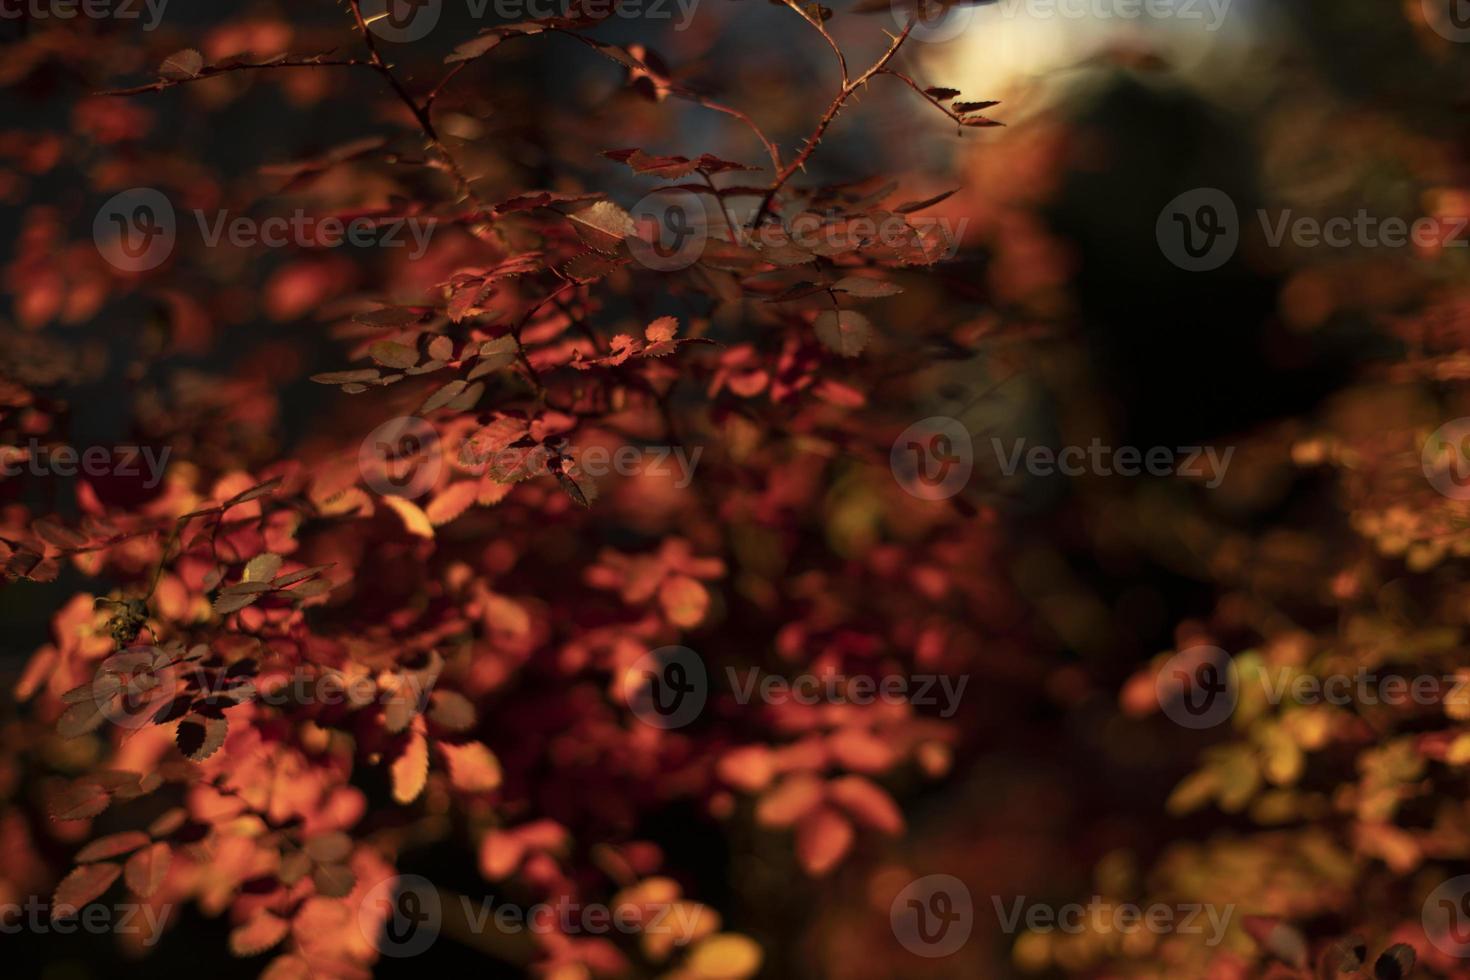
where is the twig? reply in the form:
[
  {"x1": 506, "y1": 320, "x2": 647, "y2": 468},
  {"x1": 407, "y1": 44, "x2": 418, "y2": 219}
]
[
  {"x1": 99, "y1": 57, "x2": 376, "y2": 96},
  {"x1": 874, "y1": 67, "x2": 969, "y2": 125},
  {"x1": 779, "y1": 0, "x2": 848, "y2": 87},
  {"x1": 752, "y1": 18, "x2": 918, "y2": 228}
]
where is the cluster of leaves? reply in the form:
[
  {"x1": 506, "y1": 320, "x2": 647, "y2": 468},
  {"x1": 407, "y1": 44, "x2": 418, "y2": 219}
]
[{"x1": 0, "y1": 2, "x2": 1006, "y2": 977}]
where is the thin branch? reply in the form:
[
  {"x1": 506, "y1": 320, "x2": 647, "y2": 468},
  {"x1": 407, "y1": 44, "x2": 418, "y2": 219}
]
[
  {"x1": 874, "y1": 67, "x2": 968, "y2": 125},
  {"x1": 699, "y1": 169, "x2": 740, "y2": 244},
  {"x1": 669, "y1": 89, "x2": 784, "y2": 176},
  {"x1": 345, "y1": 0, "x2": 495, "y2": 216},
  {"x1": 779, "y1": 0, "x2": 848, "y2": 87},
  {"x1": 752, "y1": 19, "x2": 918, "y2": 228},
  {"x1": 99, "y1": 57, "x2": 376, "y2": 96}
]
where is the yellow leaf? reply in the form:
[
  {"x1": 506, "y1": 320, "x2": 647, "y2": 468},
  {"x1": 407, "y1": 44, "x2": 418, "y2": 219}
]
[
  {"x1": 243, "y1": 553, "x2": 283, "y2": 583},
  {"x1": 659, "y1": 574, "x2": 709, "y2": 629},
  {"x1": 383, "y1": 495, "x2": 435, "y2": 539},
  {"x1": 391, "y1": 729, "x2": 429, "y2": 804},
  {"x1": 686, "y1": 933, "x2": 763, "y2": 980}
]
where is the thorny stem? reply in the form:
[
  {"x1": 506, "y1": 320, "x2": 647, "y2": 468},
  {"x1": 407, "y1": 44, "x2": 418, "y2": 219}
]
[
  {"x1": 752, "y1": 18, "x2": 918, "y2": 229},
  {"x1": 779, "y1": 0, "x2": 849, "y2": 87},
  {"x1": 99, "y1": 57, "x2": 377, "y2": 96}
]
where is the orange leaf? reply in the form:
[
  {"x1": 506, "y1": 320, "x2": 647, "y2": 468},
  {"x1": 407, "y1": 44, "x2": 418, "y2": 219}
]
[
  {"x1": 755, "y1": 774, "x2": 823, "y2": 829},
  {"x1": 76, "y1": 831, "x2": 151, "y2": 863},
  {"x1": 439, "y1": 740, "x2": 503, "y2": 793},
  {"x1": 229, "y1": 911, "x2": 291, "y2": 957},
  {"x1": 658, "y1": 574, "x2": 709, "y2": 629},
  {"x1": 53, "y1": 862, "x2": 122, "y2": 917},
  {"x1": 125, "y1": 842, "x2": 171, "y2": 897},
  {"x1": 716, "y1": 746, "x2": 775, "y2": 793},
  {"x1": 479, "y1": 830, "x2": 526, "y2": 880},
  {"x1": 794, "y1": 806, "x2": 853, "y2": 877},
  {"x1": 426, "y1": 481, "x2": 479, "y2": 526},
  {"x1": 826, "y1": 776, "x2": 904, "y2": 836}
]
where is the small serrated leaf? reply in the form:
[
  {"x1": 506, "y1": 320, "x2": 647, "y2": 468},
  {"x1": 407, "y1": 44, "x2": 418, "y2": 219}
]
[
  {"x1": 125, "y1": 842, "x2": 171, "y2": 897},
  {"x1": 229, "y1": 912, "x2": 291, "y2": 957},
  {"x1": 53, "y1": 863, "x2": 122, "y2": 917},
  {"x1": 159, "y1": 49, "x2": 204, "y2": 80},
  {"x1": 814, "y1": 310, "x2": 872, "y2": 357},
  {"x1": 76, "y1": 832, "x2": 151, "y2": 863}
]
